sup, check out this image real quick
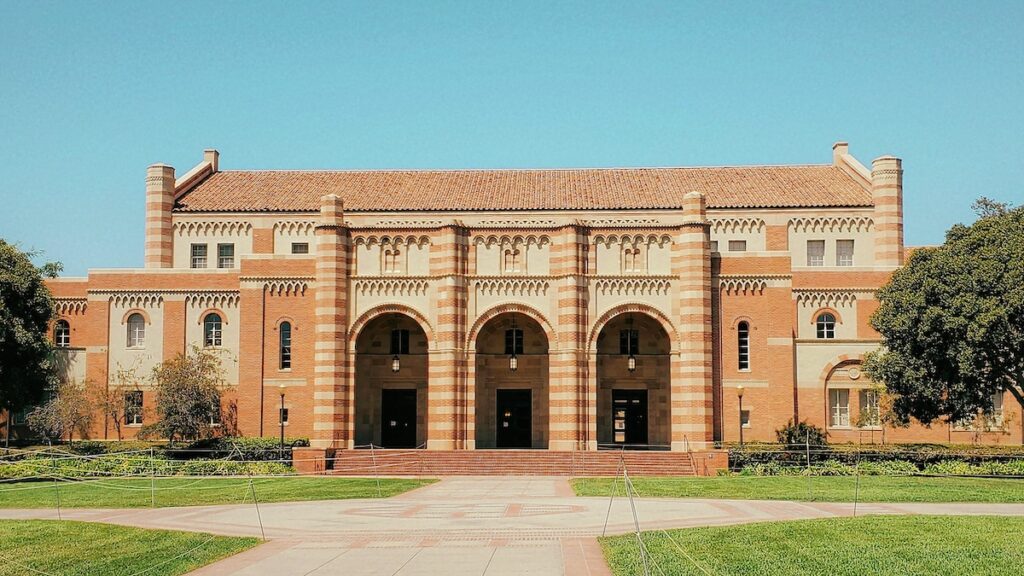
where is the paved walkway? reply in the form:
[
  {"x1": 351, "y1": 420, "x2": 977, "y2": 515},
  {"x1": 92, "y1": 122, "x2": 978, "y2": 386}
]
[{"x1": 3, "y1": 477, "x2": 1024, "y2": 575}]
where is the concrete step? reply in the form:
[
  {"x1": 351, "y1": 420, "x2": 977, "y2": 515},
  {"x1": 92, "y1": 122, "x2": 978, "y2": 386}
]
[{"x1": 326, "y1": 449, "x2": 697, "y2": 477}]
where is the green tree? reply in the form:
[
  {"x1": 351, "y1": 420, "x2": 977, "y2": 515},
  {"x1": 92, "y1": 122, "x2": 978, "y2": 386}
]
[
  {"x1": 864, "y1": 201, "x2": 1024, "y2": 427},
  {"x1": 26, "y1": 379, "x2": 94, "y2": 443},
  {"x1": 0, "y1": 239, "x2": 57, "y2": 428},
  {"x1": 141, "y1": 346, "x2": 228, "y2": 443}
]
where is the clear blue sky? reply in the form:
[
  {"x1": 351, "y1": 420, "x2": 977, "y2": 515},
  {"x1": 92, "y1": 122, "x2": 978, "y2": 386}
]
[{"x1": 2, "y1": 1, "x2": 1022, "y2": 275}]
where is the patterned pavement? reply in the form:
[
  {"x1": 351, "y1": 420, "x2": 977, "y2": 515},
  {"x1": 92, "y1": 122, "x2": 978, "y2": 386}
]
[{"x1": 2, "y1": 477, "x2": 1024, "y2": 575}]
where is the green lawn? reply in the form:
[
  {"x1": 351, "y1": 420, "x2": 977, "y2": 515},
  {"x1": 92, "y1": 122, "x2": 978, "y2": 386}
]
[
  {"x1": 0, "y1": 476, "x2": 435, "y2": 508},
  {"x1": 572, "y1": 475, "x2": 1024, "y2": 503},
  {"x1": 0, "y1": 520, "x2": 257, "y2": 576},
  {"x1": 601, "y1": 515, "x2": 1024, "y2": 576}
]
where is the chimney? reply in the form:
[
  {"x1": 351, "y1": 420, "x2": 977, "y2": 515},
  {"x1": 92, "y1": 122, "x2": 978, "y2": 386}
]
[
  {"x1": 832, "y1": 142, "x2": 849, "y2": 166},
  {"x1": 144, "y1": 163, "x2": 175, "y2": 268},
  {"x1": 871, "y1": 156, "x2": 904, "y2": 267},
  {"x1": 203, "y1": 149, "x2": 219, "y2": 172}
]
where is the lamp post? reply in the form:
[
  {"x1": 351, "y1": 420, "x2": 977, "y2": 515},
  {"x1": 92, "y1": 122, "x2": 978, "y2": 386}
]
[
  {"x1": 736, "y1": 385, "x2": 745, "y2": 447},
  {"x1": 278, "y1": 383, "x2": 286, "y2": 455}
]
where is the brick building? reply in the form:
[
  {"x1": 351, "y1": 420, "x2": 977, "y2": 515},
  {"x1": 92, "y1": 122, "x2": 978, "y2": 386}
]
[{"x1": 12, "y1": 143, "x2": 1021, "y2": 451}]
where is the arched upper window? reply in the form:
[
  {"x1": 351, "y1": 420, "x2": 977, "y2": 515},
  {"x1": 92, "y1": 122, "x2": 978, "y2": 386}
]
[
  {"x1": 384, "y1": 248, "x2": 401, "y2": 273},
  {"x1": 204, "y1": 313, "x2": 223, "y2": 347},
  {"x1": 279, "y1": 322, "x2": 292, "y2": 370},
  {"x1": 737, "y1": 321, "x2": 750, "y2": 370},
  {"x1": 54, "y1": 320, "x2": 71, "y2": 348},
  {"x1": 503, "y1": 249, "x2": 521, "y2": 273},
  {"x1": 127, "y1": 313, "x2": 146, "y2": 348},
  {"x1": 816, "y1": 312, "x2": 836, "y2": 339},
  {"x1": 623, "y1": 248, "x2": 642, "y2": 273}
]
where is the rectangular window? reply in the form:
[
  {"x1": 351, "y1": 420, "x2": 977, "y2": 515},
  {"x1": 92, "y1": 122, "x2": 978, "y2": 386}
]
[
  {"x1": 125, "y1": 391, "x2": 143, "y2": 426},
  {"x1": 859, "y1": 389, "x2": 880, "y2": 427},
  {"x1": 830, "y1": 389, "x2": 850, "y2": 427},
  {"x1": 836, "y1": 240, "x2": 855, "y2": 267},
  {"x1": 504, "y1": 329, "x2": 524, "y2": 355},
  {"x1": 619, "y1": 329, "x2": 639, "y2": 355},
  {"x1": 728, "y1": 240, "x2": 747, "y2": 252},
  {"x1": 807, "y1": 240, "x2": 825, "y2": 267},
  {"x1": 710, "y1": 240, "x2": 719, "y2": 253},
  {"x1": 990, "y1": 392, "x2": 1005, "y2": 427},
  {"x1": 291, "y1": 242, "x2": 309, "y2": 255},
  {"x1": 279, "y1": 407, "x2": 289, "y2": 425},
  {"x1": 390, "y1": 329, "x2": 410, "y2": 355},
  {"x1": 190, "y1": 244, "x2": 208, "y2": 269},
  {"x1": 217, "y1": 243, "x2": 235, "y2": 268},
  {"x1": 740, "y1": 409, "x2": 751, "y2": 428}
]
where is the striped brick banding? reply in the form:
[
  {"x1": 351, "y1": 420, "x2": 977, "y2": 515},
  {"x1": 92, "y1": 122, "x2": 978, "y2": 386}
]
[
  {"x1": 144, "y1": 164, "x2": 175, "y2": 269},
  {"x1": 427, "y1": 224, "x2": 467, "y2": 449},
  {"x1": 550, "y1": 224, "x2": 588, "y2": 450},
  {"x1": 312, "y1": 194, "x2": 351, "y2": 449},
  {"x1": 672, "y1": 191, "x2": 714, "y2": 450},
  {"x1": 871, "y1": 156, "x2": 903, "y2": 268}
]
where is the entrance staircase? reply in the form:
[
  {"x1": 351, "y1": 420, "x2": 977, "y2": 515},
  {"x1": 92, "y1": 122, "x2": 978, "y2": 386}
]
[{"x1": 327, "y1": 449, "x2": 698, "y2": 477}]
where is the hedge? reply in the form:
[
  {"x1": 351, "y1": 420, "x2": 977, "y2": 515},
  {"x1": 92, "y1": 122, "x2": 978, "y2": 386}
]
[
  {"x1": 731, "y1": 458, "x2": 1024, "y2": 477},
  {"x1": 730, "y1": 442, "x2": 1024, "y2": 471},
  {"x1": 0, "y1": 453, "x2": 292, "y2": 480}
]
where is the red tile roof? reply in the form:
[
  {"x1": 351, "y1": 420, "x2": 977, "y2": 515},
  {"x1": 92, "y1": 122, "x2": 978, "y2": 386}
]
[{"x1": 173, "y1": 165, "x2": 871, "y2": 213}]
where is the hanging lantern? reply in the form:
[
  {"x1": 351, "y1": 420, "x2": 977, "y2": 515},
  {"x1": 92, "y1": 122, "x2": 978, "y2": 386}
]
[
  {"x1": 627, "y1": 353, "x2": 637, "y2": 373},
  {"x1": 509, "y1": 314, "x2": 519, "y2": 372},
  {"x1": 391, "y1": 313, "x2": 401, "y2": 373}
]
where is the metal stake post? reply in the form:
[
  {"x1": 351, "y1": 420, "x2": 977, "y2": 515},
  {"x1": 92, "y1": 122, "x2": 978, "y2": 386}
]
[
  {"x1": 150, "y1": 447, "x2": 156, "y2": 508},
  {"x1": 369, "y1": 444, "x2": 382, "y2": 498},
  {"x1": 249, "y1": 474, "x2": 266, "y2": 541},
  {"x1": 805, "y1": 430, "x2": 812, "y2": 501}
]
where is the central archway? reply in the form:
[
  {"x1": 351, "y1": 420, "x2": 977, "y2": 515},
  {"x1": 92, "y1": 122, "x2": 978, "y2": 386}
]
[
  {"x1": 595, "y1": 311, "x2": 672, "y2": 449},
  {"x1": 354, "y1": 312, "x2": 429, "y2": 448},
  {"x1": 473, "y1": 312, "x2": 550, "y2": 449}
]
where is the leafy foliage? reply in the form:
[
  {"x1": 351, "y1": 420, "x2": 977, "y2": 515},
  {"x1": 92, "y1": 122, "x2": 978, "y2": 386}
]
[
  {"x1": 0, "y1": 239, "x2": 56, "y2": 415},
  {"x1": 25, "y1": 379, "x2": 94, "y2": 442},
  {"x1": 864, "y1": 203, "x2": 1024, "y2": 424},
  {"x1": 141, "y1": 346, "x2": 230, "y2": 443},
  {"x1": 775, "y1": 419, "x2": 827, "y2": 449}
]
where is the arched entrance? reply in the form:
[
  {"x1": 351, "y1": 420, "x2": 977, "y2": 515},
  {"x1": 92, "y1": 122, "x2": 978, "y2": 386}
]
[
  {"x1": 474, "y1": 312, "x2": 549, "y2": 448},
  {"x1": 595, "y1": 312, "x2": 671, "y2": 449},
  {"x1": 354, "y1": 313, "x2": 429, "y2": 448}
]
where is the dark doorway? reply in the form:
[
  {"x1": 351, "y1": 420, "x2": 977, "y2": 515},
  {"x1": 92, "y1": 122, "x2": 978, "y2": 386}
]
[
  {"x1": 496, "y1": 389, "x2": 532, "y2": 448},
  {"x1": 381, "y1": 389, "x2": 417, "y2": 448},
  {"x1": 612, "y1": 389, "x2": 648, "y2": 446}
]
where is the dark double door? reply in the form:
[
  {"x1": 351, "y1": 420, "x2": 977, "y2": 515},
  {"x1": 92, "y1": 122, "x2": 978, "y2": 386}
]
[
  {"x1": 496, "y1": 389, "x2": 532, "y2": 448},
  {"x1": 612, "y1": 389, "x2": 648, "y2": 446},
  {"x1": 381, "y1": 389, "x2": 417, "y2": 448}
]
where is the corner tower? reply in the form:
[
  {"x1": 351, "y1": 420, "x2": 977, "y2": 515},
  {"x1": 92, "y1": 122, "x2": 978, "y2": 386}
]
[{"x1": 144, "y1": 163, "x2": 175, "y2": 268}]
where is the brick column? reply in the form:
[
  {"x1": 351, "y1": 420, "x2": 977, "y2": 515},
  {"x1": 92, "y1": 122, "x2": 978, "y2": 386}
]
[
  {"x1": 427, "y1": 224, "x2": 466, "y2": 449},
  {"x1": 872, "y1": 156, "x2": 903, "y2": 268},
  {"x1": 236, "y1": 283, "x2": 266, "y2": 437},
  {"x1": 161, "y1": 297, "x2": 187, "y2": 361},
  {"x1": 144, "y1": 164, "x2": 175, "y2": 268},
  {"x1": 83, "y1": 296, "x2": 111, "y2": 438},
  {"x1": 312, "y1": 195, "x2": 351, "y2": 449},
  {"x1": 673, "y1": 191, "x2": 714, "y2": 450},
  {"x1": 550, "y1": 224, "x2": 589, "y2": 450}
]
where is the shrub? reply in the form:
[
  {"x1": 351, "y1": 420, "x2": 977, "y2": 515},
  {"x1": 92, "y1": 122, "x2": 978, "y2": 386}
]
[
  {"x1": 0, "y1": 453, "x2": 294, "y2": 479},
  {"x1": 858, "y1": 460, "x2": 919, "y2": 476},
  {"x1": 175, "y1": 436, "x2": 310, "y2": 461},
  {"x1": 775, "y1": 420, "x2": 828, "y2": 449}
]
